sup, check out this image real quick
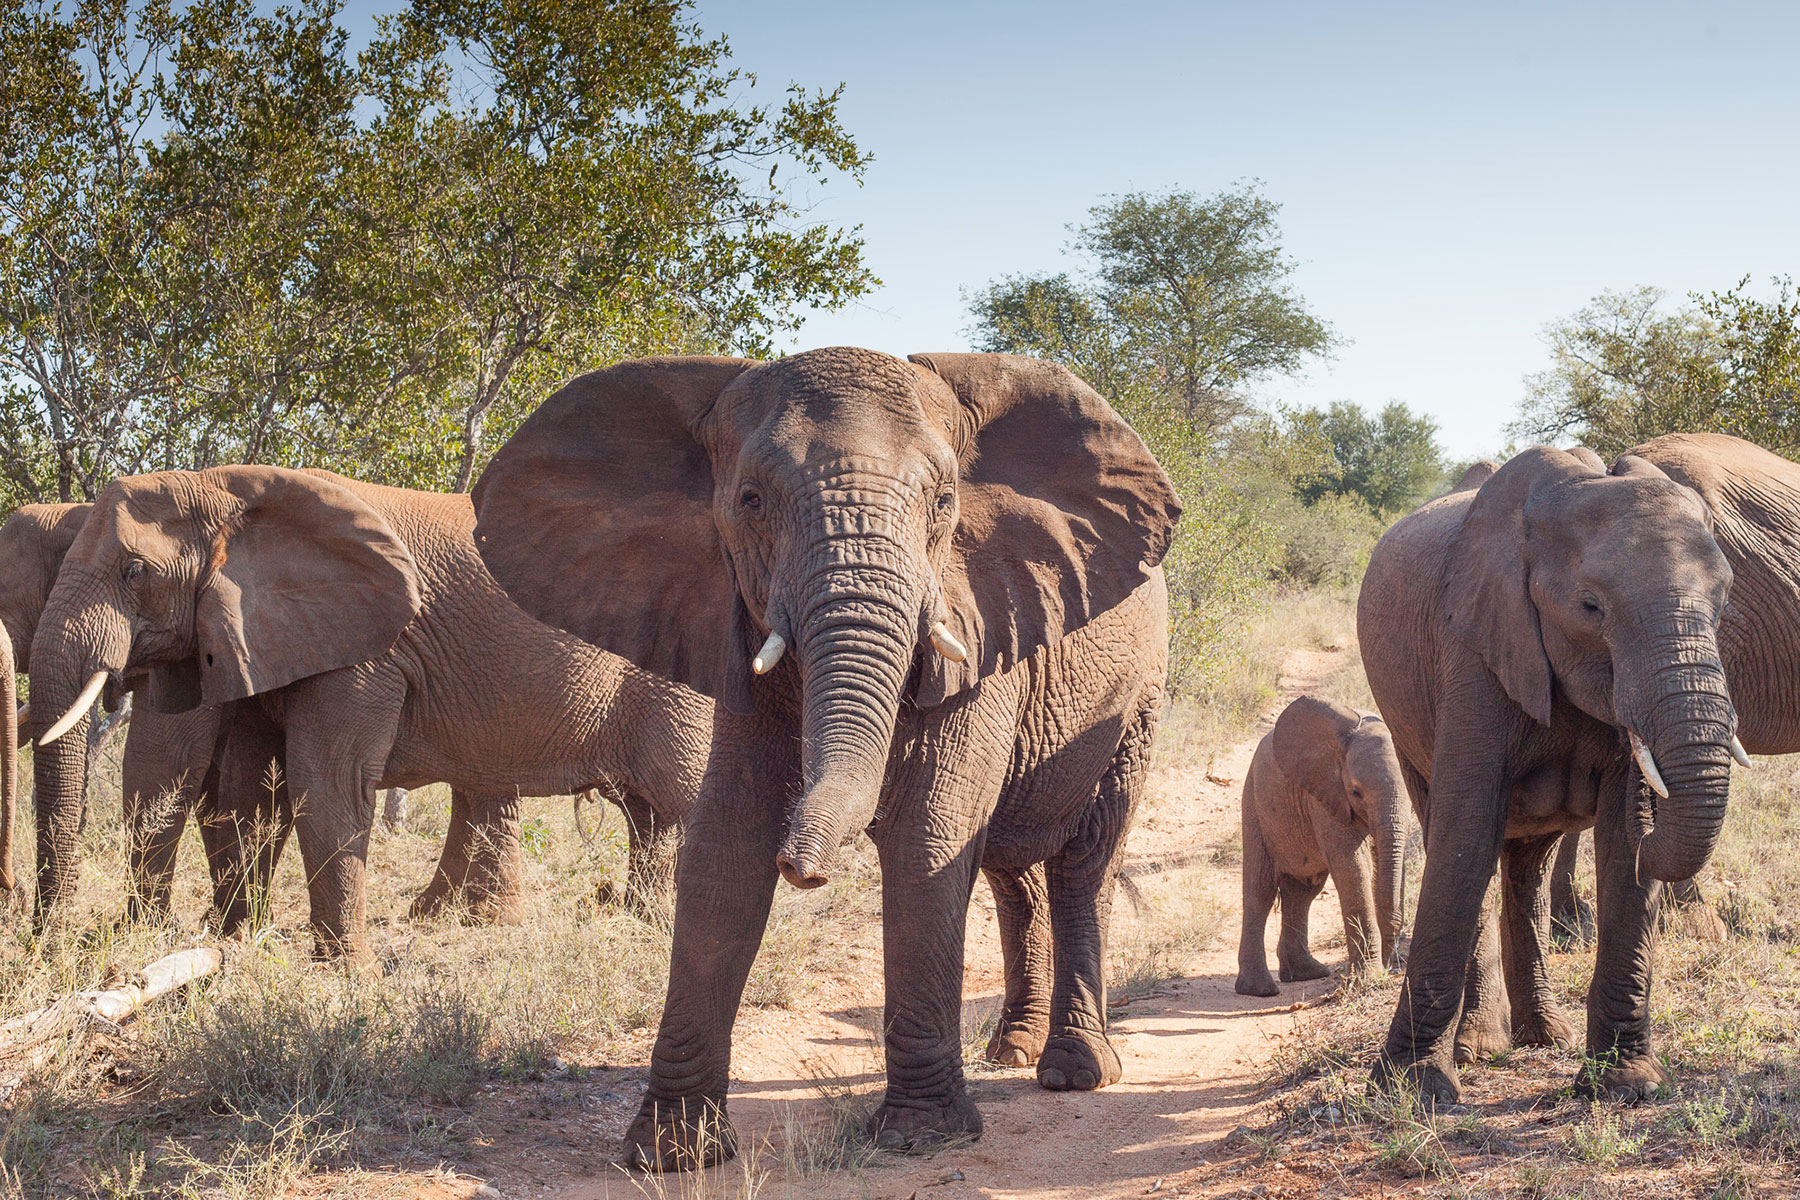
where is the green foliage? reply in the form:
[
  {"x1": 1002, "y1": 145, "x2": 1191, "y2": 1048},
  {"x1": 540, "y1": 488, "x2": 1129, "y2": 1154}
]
[
  {"x1": 1289, "y1": 400, "x2": 1447, "y2": 515},
  {"x1": 1513, "y1": 278, "x2": 1800, "y2": 459},
  {"x1": 0, "y1": 0, "x2": 874, "y2": 505}
]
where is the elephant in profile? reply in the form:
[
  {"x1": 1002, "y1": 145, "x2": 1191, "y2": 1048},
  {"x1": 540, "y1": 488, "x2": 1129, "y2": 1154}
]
[
  {"x1": 1236, "y1": 696, "x2": 1409, "y2": 997},
  {"x1": 470, "y1": 348, "x2": 1180, "y2": 1168},
  {"x1": 1359, "y1": 446, "x2": 1742, "y2": 1104},
  {"x1": 25, "y1": 469, "x2": 715, "y2": 956},
  {"x1": 1548, "y1": 432, "x2": 1800, "y2": 940}
]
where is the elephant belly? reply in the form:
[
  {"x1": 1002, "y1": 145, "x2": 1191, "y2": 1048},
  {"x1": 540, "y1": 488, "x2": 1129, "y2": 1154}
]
[{"x1": 1503, "y1": 755, "x2": 1605, "y2": 839}]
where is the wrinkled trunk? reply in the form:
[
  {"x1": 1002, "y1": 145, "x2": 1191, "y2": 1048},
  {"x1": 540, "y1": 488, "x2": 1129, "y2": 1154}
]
[
  {"x1": 1618, "y1": 633, "x2": 1735, "y2": 884},
  {"x1": 1373, "y1": 788, "x2": 1407, "y2": 968},
  {"x1": 1, "y1": 630, "x2": 17, "y2": 893},
  {"x1": 28, "y1": 581, "x2": 128, "y2": 921},
  {"x1": 774, "y1": 575, "x2": 917, "y2": 889}
]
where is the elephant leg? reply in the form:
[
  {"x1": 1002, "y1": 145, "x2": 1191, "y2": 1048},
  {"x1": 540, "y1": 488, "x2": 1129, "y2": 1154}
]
[
  {"x1": 1236, "y1": 786, "x2": 1281, "y2": 997},
  {"x1": 203, "y1": 704, "x2": 290, "y2": 936},
  {"x1": 1276, "y1": 874, "x2": 1330, "y2": 983},
  {"x1": 121, "y1": 705, "x2": 221, "y2": 924},
  {"x1": 1501, "y1": 833, "x2": 1578, "y2": 1050},
  {"x1": 1036, "y1": 703, "x2": 1155, "y2": 1095},
  {"x1": 1454, "y1": 878, "x2": 1511, "y2": 1064},
  {"x1": 1317, "y1": 817, "x2": 1381, "y2": 979},
  {"x1": 619, "y1": 788, "x2": 683, "y2": 913},
  {"x1": 1550, "y1": 830, "x2": 1595, "y2": 947},
  {"x1": 412, "y1": 788, "x2": 476, "y2": 919},
  {"x1": 1373, "y1": 692, "x2": 1510, "y2": 1106},
  {"x1": 1582, "y1": 775, "x2": 1669, "y2": 1101},
  {"x1": 624, "y1": 713, "x2": 796, "y2": 1172},
  {"x1": 461, "y1": 791, "x2": 525, "y2": 924},
  {"x1": 282, "y1": 668, "x2": 405, "y2": 962},
  {"x1": 1660, "y1": 875, "x2": 1727, "y2": 942},
  {"x1": 984, "y1": 862, "x2": 1053, "y2": 1063}
]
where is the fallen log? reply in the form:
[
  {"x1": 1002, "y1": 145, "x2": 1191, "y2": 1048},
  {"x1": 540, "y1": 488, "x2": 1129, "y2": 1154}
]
[{"x1": 0, "y1": 946, "x2": 223, "y2": 1101}]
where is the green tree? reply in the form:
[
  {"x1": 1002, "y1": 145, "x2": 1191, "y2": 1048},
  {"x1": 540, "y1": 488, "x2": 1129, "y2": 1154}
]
[
  {"x1": 1512, "y1": 278, "x2": 1800, "y2": 459},
  {"x1": 0, "y1": 0, "x2": 874, "y2": 504},
  {"x1": 1290, "y1": 400, "x2": 1446, "y2": 515}
]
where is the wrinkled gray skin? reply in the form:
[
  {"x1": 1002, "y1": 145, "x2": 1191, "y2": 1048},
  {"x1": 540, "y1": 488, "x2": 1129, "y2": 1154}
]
[
  {"x1": 1236, "y1": 696, "x2": 1409, "y2": 997},
  {"x1": 1549, "y1": 433, "x2": 1800, "y2": 940},
  {"x1": 470, "y1": 348, "x2": 1180, "y2": 1169},
  {"x1": 26, "y1": 471, "x2": 713, "y2": 956},
  {"x1": 1360, "y1": 446, "x2": 1738, "y2": 1104}
]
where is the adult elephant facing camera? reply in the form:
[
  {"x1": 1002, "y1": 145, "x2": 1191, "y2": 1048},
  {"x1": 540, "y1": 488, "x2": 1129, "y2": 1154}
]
[
  {"x1": 1360, "y1": 446, "x2": 1741, "y2": 1105},
  {"x1": 471, "y1": 348, "x2": 1180, "y2": 1168},
  {"x1": 27, "y1": 468, "x2": 714, "y2": 957}
]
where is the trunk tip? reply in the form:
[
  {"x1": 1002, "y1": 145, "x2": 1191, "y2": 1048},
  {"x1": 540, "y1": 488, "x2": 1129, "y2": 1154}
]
[{"x1": 776, "y1": 853, "x2": 829, "y2": 889}]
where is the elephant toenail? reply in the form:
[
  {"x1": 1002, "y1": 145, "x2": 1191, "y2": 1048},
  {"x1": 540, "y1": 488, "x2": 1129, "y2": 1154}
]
[
  {"x1": 1041, "y1": 1068, "x2": 1067, "y2": 1090},
  {"x1": 875, "y1": 1129, "x2": 906, "y2": 1151},
  {"x1": 1000, "y1": 1049, "x2": 1028, "y2": 1067},
  {"x1": 1073, "y1": 1069, "x2": 1097, "y2": 1089}
]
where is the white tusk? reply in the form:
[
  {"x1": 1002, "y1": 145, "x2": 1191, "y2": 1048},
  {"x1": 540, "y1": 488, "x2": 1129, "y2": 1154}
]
[
  {"x1": 38, "y1": 671, "x2": 108, "y2": 747},
  {"x1": 751, "y1": 632, "x2": 786, "y2": 675},
  {"x1": 1630, "y1": 731, "x2": 1669, "y2": 800},
  {"x1": 1730, "y1": 735, "x2": 1752, "y2": 768},
  {"x1": 929, "y1": 621, "x2": 967, "y2": 663}
]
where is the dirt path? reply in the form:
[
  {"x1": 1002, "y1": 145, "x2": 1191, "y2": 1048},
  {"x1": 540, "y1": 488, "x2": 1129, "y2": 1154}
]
[{"x1": 536, "y1": 646, "x2": 1354, "y2": 1200}]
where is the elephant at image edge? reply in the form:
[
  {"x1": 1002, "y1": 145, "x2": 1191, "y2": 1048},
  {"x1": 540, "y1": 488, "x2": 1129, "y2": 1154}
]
[
  {"x1": 1236, "y1": 695, "x2": 1409, "y2": 997},
  {"x1": 26, "y1": 469, "x2": 714, "y2": 955},
  {"x1": 1359, "y1": 445, "x2": 1739, "y2": 1104},
  {"x1": 1548, "y1": 432, "x2": 1800, "y2": 940},
  {"x1": 470, "y1": 348, "x2": 1180, "y2": 1168}
]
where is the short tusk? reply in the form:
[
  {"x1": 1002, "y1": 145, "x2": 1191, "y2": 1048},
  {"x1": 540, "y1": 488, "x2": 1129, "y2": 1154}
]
[
  {"x1": 1630, "y1": 731, "x2": 1669, "y2": 800},
  {"x1": 39, "y1": 671, "x2": 107, "y2": 746},
  {"x1": 929, "y1": 621, "x2": 967, "y2": 663},
  {"x1": 751, "y1": 632, "x2": 786, "y2": 675},
  {"x1": 1730, "y1": 735, "x2": 1752, "y2": 768}
]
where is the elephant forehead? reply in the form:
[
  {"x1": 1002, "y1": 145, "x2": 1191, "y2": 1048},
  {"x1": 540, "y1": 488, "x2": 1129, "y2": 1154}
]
[
  {"x1": 721, "y1": 347, "x2": 958, "y2": 445},
  {"x1": 1531, "y1": 474, "x2": 1708, "y2": 538}
]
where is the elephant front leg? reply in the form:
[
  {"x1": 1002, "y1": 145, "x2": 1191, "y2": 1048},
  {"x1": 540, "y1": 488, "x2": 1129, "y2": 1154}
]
[
  {"x1": 1454, "y1": 880, "x2": 1512, "y2": 1064},
  {"x1": 1583, "y1": 777, "x2": 1669, "y2": 1101},
  {"x1": 983, "y1": 863, "x2": 1053, "y2": 1065},
  {"x1": 204, "y1": 707, "x2": 291, "y2": 936},
  {"x1": 1500, "y1": 833, "x2": 1579, "y2": 1050},
  {"x1": 1235, "y1": 811, "x2": 1281, "y2": 997}
]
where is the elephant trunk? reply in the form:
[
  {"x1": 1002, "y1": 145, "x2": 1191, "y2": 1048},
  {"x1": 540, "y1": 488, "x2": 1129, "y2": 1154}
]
[
  {"x1": 1, "y1": 629, "x2": 16, "y2": 892},
  {"x1": 27, "y1": 580, "x2": 128, "y2": 921},
  {"x1": 774, "y1": 568, "x2": 917, "y2": 890},
  {"x1": 1372, "y1": 787, "x2": 1407, "y2": 968},
  {"x1": 1618, "y1": 629, "x2": 1735, "y2": 885}
]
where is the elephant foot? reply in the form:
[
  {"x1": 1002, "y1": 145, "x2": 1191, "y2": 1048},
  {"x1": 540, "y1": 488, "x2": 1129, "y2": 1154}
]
[
  {"x1": 867, "y1": 1092, "x2": 983, "y2": 1153},
  {"x1": 465, "y1": 886, "x2": 525, "y2": 926},
  {"x1": 1454, "y1": 1006, "x2": 1512, "y2": 1065},
  {"x1": 985, "y1": 1014, "x2": 1049, "y2": 1067},
  {"x1": 1235, "y1": 968, "x2": 1280, "y2": 998},
  {"x1": 1576, "y1": 1052, "x2": 1669, "y2": 1103},
  {"x1": 1278, "y1": 956, "x2": 1332, "y2": 983},
  {"x1": 1037, "y1": 1030, "x2": 1122, "y2": 1091},
  {"x1": 409, "y1": 883, "x2": 455, "y2": 920},
  {"x1": 1512, "y1": 1005, "x2": 1579, "y2": 1050},
  {"x1": 622, "y1": 1097, "x2": 737, "y2": 1171},
  {"x1": 1371, "y1": 1051, "x2": 1461, "y2": 1107}
]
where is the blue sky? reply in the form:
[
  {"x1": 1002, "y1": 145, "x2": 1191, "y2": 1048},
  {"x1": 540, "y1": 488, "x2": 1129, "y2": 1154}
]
[{"x1": 687, "y1": 1, "x2": 1800, "y2": 458}]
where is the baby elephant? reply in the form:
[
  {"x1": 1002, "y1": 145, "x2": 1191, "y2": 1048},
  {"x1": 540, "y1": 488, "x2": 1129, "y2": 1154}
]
[{"x1": 1236, "y1": 695, "x2": 1409, "y2": 997}]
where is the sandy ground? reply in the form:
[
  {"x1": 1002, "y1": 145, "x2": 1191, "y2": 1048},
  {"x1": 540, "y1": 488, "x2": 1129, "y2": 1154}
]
[{"x1": 462, "y1": 647, "x2": 1355, "y2": 1200}]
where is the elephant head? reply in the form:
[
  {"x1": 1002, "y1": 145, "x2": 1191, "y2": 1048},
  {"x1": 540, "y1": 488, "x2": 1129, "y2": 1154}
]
[
  {"x1": 1449, "y1": 447, "x2": 1737, "y2": 883},
  {"x1": 1271, "y1": 695, "x2": 1408, "y2": 965},
  {"x1": 26, "y1": 468, "x2": 421, "y2": 918},
  {"x1": 0, "y1": 503, "x2": 94, "y2": 895},
  {"x1": 471, "y1": 348, "x2": 1181, "y2": 887}
]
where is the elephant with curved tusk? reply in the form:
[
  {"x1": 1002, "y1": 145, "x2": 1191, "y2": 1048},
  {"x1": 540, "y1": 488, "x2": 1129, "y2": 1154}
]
[
  {"x1": 1236, "y1": 696, "x2": 1410, "y2": 997},
  {"x1": 1360, "y1": 445, "x2": 1739, "y2": 1105},
  {"x1": 24, "y1": 471, "x2": 716, "y2": 956},
  {"x1": 470, "y1": 348, "x2": 1181, "y2": 1168}
]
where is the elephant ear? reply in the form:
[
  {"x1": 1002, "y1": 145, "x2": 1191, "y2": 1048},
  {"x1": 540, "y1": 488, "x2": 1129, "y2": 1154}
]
[
  {"x1": 1445, "y1": 447, "x2": 1601, "y2": 727},
  {"x1": 471, "y1": 357, "x2": 756, "y2": 709},
  {"x1": 0, "y1": 503, "x2": 90, "y2": 673},
  {"x1": 1272, "y1": 696, "x2": 1356, "y2": 823},
  {"x1": 907, "y1": 353, "x2": 1182, "y2": 705},
  {"x1": 178, "y1": 468, "x2": 423, "y2": 708}
]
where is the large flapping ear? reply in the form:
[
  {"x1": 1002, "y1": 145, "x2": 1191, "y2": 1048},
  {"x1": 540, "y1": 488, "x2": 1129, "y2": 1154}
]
[
  {"x1": 1445, "y1": 447, "x2": 1601, "y2": 727},
  {"x1": 0, "y1": 504, "x2": 90, "y2": 673},
  {"x1": 183, "y1": 467, "x2": 422, "y2": 706},
  {"x1": 1271, "y1": 695, "x2": 1358, "y2": 823},
  {"x1": 471, "y1": 357, "x2": 755, "y2": 708},
  {"x1": 906, "y1": 353, "x2": 1182, "y2": 705}
]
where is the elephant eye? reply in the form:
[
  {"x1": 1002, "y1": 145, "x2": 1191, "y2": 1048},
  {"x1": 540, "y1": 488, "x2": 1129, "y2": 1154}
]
[
  {"x1": 739, "y1": 486, "x2": 762, "y2": 514},
  {"x1": 121, "y1": 558, "x2": 146, "y2": 584},
  {"x1": 935, "y1": 487, "x2": 955, "y2": 516},
  {"x1": 1580, "y1": 598, "x2": 1604, "y2": 618}
]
